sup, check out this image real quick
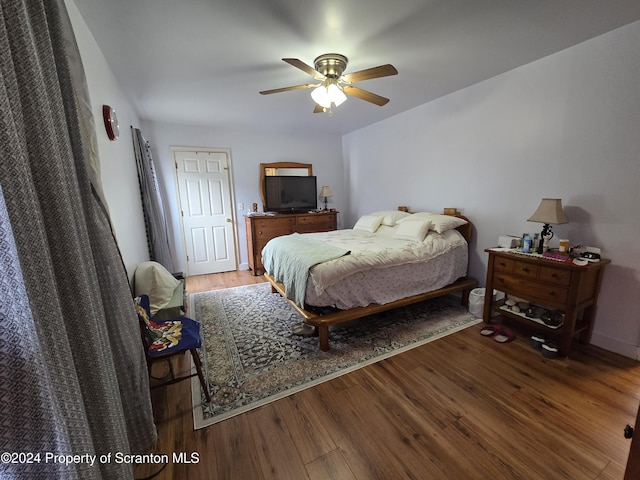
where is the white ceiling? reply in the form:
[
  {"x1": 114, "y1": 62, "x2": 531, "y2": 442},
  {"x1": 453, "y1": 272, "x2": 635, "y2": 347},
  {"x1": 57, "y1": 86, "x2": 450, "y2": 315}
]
[{"x1": 72, "y1": 0, "x2": 640, "y2": 136}]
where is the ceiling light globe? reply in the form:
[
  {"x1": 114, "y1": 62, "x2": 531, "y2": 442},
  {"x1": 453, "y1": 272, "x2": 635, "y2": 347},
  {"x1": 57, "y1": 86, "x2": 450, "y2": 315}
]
[
  {"x1": 311, "y1": 86, "x2": 332, "y2": 109},
  {"x1": 328, "y1": 83, "x2": 347, "y2": 106}
]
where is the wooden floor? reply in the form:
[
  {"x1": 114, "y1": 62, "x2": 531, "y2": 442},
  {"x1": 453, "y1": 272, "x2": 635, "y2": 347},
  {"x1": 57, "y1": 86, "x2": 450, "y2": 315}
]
[{"x1": 135, "y1": 270, "x2": 640, "y2": 480}]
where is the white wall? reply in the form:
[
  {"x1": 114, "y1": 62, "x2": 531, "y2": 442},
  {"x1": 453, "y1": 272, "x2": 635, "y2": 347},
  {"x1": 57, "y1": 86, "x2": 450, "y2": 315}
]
[
  {"x1": 343, "y1": 21, "x2": 640, "y2": 358},
  {"x1": 138, "y1": 121, "x2": 344, "y2": 274},
  {"x1": 66, "y1": 0, "x2": 149, "y2": 280}
]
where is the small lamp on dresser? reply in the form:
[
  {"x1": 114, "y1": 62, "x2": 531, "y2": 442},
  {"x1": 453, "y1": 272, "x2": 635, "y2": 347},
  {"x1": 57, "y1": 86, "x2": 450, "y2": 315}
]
[
  {"x1": 527, "y1": 198, "x2": 568, "y2": 253},
  {"x1": 320, "y1": 186, "x2": 333, "y2": 211}
]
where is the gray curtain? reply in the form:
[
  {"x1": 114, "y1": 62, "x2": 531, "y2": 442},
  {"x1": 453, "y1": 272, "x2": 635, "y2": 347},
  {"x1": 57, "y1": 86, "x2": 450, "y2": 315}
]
[
  {"x1": 0, "y1": 1, "x2": 157, "y2": 479},
  {"x1": 132, "y1": 128, "x2": 175, "y2": 273}
]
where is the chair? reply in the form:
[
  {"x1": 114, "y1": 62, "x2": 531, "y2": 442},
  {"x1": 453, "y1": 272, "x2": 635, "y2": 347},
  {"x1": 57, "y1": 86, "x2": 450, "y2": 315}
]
[{"x1": 134, "y1": 294, "x2": 211, "y2": 402}]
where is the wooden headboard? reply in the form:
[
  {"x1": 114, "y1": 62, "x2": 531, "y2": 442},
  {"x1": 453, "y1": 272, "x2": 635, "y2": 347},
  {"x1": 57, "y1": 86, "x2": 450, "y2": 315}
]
[{"x1": 398, "y1": 206, "x2": 472, "y2": 244}]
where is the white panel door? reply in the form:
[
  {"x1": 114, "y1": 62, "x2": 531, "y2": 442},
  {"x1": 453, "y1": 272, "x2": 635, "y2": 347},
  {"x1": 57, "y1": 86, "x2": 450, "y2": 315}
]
[{"x1": 174, "y1": 149, "x2": 236, "y2": 275}]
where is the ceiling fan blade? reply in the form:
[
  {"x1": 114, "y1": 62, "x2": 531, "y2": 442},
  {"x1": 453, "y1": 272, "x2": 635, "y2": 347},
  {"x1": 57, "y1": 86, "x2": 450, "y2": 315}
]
[
  {"x1": 343, "y1": 85, "x2": 390, "y2": 106},
  {"x1": 259, "y1": 84, "x2": 317, "y2": 95},
  {"x1": 282, "y1": 58, "x2": 326, "y2": 80},
  {"x1": 342, "y1": 64, "x2": 398, "y2": 83},
  {"x1": 313, "y1": 103, "x2": 325, "y2": 113}
]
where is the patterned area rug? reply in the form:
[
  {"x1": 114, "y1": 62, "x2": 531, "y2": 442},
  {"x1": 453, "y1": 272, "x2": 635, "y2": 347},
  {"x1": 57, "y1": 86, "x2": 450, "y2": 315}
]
[{"x1": 190, "y1": 283, "x2": 480, "y2": 429}]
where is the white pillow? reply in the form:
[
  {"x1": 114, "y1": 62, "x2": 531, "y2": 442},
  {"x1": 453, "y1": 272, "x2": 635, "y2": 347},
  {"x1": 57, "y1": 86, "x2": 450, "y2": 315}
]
[
  {"x1": 397, "y1": 212, "x2": 435, "y2": 223},
  {"x1": 369, "y1": 210, "x2": 411, "y2": 226},
  {"x1": 427, "y1": 214, "x2": 468, "y2": 234},
  {"x1": 353, "y1": 215, "x2": 383, "y2": 233},
  {"x1": 393, "y1": 220, "x2": 431, "y2": 242},
  {"x1": 372, "y1": 224, "x2": 398, "y2": 237}
]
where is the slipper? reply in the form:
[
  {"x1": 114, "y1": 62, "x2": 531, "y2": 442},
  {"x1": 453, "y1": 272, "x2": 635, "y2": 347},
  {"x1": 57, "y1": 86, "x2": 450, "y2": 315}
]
[
  {"x1": 494, "y1": 327, "x2": 516, "y2": 343},
  {"x1": 291, "y1": 322, "x2": 316, "y2": 337},
  {"x1": 530, "y1": 335, "x2": 545, "y2": 351},
  {"x1": 480, "y1": 325, "x2": 500, "y2": 336},
  {"x1": 541, "y1": 341, "x2": 559, "y2": 359}
]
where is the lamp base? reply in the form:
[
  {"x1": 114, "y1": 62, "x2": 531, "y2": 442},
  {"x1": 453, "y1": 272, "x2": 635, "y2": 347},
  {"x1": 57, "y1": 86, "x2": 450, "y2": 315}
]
[{"x1": 537, "y1": 227, "x2": 553, "y2": 253}]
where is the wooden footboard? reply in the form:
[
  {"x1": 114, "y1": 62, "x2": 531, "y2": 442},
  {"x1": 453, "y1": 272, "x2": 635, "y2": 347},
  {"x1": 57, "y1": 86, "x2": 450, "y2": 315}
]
[{"x1": 265, "y1": 273, "x2": 478, "y2": 351}]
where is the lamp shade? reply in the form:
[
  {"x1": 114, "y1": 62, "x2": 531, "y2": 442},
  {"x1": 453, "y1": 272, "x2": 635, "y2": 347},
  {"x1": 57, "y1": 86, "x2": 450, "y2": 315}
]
[
  {"x1": 527, "y1": 198, "x2": 568, "y2": 225},
  {"x1": 320, "y1": 186, "x2": 333, "y2": 198}
]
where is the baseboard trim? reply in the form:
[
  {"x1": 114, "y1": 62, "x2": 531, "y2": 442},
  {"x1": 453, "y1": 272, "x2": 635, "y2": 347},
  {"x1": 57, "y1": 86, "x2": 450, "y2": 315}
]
[{"x1": 590, "y1": 331, "x2": 640, "y2": 360}]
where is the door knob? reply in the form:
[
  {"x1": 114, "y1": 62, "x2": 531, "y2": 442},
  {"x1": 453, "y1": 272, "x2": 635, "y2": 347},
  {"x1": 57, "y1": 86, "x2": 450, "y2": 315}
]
[
  {"x1": 625, "y1": 424, "x2": 634, "y2": 439},
  {"x1": 226, "y1": 218, "x2": 232, "y2": 222}
]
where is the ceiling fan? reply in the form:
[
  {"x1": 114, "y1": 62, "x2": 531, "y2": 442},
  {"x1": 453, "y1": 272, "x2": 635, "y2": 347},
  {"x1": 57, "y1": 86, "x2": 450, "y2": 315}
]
[{"x1": 259, "y1": 53, "x2": 398, "y2": 113}]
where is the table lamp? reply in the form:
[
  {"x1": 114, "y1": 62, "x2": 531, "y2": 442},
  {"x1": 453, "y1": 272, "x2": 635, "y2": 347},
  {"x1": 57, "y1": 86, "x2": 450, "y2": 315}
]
[
  {"x1": 319, "y1": 186, "x2": 332, "y2": 211},
  {"x1": 527, "y1": 198, "x2": 568, "y2": 253}
]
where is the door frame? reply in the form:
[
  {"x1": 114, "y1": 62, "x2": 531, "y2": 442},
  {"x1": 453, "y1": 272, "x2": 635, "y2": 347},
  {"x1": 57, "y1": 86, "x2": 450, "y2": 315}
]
[{"x1": 170, "y1": 146, "x2": 239, "y2": 276}]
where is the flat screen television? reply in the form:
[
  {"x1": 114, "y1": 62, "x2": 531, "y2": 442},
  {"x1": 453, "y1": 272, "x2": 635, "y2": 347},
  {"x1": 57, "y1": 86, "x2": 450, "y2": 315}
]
[{"x1": 264, "y1": 175, "x2": 317, "y2": 213}]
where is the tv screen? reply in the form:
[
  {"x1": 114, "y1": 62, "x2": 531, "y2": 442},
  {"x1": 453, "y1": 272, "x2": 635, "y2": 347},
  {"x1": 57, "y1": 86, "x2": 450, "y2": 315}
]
[{"x1": 264, "y1": 176, "x2": 317, "y2": 213}]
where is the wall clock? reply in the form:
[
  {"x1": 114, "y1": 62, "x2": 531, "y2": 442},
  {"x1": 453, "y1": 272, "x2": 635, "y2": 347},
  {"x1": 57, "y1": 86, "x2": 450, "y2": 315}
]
[{"x1": 102, "y1": 104, "x2": 119, "y2": 141}]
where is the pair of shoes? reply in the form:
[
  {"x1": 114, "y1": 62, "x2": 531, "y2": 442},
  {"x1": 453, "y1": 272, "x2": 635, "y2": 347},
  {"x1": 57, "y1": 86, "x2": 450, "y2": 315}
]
[
  {"x1": 291, "y1": 322, "x2": 316, "y2": 337},
  {"x1": 530, "y1": 335, "x2": 559, "y2": 358},
  {"x1": 480, "y1": 325, "x2": 516, "y2": 343},
  {"x1": 540, "y1": 310, "x2": 563, "y2": 328}
]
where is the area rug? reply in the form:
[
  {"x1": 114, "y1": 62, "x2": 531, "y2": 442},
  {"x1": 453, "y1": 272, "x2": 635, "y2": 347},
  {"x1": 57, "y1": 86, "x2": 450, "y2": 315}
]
[{"x1": 190, "y1": 282, "x2": 481, "y2": 429}]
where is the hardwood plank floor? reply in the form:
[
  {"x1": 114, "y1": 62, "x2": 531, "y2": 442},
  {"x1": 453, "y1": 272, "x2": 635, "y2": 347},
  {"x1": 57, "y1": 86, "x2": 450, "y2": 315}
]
[{"x1": 135, "y1": 270, "x2": 640, "y2": 480}]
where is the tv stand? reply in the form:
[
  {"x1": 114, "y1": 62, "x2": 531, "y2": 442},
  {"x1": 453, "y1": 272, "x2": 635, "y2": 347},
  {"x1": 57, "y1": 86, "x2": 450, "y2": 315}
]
[{"x1": 245, "y1": 211, "x2": 338, "y2": 275}]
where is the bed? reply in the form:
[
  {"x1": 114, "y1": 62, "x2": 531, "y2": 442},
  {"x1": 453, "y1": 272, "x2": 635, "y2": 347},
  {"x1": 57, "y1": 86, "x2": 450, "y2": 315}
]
[{"x1": 263, "y1": 208, "x2": 478, "y2": 351}]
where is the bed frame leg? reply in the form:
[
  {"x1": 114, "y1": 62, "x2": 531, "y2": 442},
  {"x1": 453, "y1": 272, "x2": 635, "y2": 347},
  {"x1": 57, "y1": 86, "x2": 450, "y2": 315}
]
[
  {"x1": 318, "y1": 326, "x2": 330, "y2": 351},
  {"x1": 461, "y1": 288, "x2": 471, "y2": 307}
]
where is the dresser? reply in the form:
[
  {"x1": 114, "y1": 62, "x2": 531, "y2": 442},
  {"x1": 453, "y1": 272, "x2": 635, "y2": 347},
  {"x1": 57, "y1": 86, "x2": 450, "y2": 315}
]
[
  {"x1": 483, "y1": 248, "x2": 610, "y2": 356},
  {"x1": 245, "y1": 212, "x2": 338, "y2": 275}
]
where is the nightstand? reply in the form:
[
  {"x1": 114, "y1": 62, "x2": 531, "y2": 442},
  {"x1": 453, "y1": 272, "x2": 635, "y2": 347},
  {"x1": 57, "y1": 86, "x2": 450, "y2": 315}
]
[{"x1": 483, "y1": 248, "x2": 610, "y2": 356}]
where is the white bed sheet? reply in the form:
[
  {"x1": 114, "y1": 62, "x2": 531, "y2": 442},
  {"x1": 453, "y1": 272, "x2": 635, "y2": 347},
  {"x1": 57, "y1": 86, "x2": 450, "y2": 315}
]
[{"x1": 301, "y1": 228, "x2": 469, "y2": 309}]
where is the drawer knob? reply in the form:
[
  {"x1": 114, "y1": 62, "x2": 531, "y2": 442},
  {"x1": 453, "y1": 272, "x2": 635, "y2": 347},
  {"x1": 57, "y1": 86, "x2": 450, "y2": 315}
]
[{"x1": 522, "y1": 267, "x2": 530, "y2": 273}]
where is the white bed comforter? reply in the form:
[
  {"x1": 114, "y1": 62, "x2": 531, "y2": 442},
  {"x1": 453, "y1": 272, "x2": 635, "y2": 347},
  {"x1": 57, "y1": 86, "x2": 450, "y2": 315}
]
[{"x1": 301, "y1": 228, "x2": 467, "y2": 297}]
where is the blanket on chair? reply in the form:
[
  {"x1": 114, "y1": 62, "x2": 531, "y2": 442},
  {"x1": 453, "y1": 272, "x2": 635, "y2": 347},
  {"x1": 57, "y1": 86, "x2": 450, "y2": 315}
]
[{"x1": 262, "y1": 233, "x2": 350, "y2": 307}]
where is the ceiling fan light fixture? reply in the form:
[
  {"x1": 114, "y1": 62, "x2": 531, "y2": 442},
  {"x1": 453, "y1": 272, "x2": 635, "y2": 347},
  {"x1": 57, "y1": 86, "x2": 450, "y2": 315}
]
[
  {"x1": 311, "y1": 81, "x2": 347, "y2": 109},
  {"x1": 261, "y1": 53, "x2": 396, "y2": 112}
]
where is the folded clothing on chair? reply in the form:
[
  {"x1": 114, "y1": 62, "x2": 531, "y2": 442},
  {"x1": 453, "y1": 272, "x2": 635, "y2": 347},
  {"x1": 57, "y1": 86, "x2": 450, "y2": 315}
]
[{"x1": 134, "y1": 294, "x2": 201, "y2": 355}]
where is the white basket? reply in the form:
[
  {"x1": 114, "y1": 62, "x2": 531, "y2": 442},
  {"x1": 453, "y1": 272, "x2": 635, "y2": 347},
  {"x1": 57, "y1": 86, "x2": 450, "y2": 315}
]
[{"x1": 469, "y1": 288, "x2": 498, "y2": 318}]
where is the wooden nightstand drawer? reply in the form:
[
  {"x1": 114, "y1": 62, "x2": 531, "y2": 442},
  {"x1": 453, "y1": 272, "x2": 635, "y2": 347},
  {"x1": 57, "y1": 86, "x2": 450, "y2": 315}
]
[
  {"x1": 493, "y1": 274, "x2": 530, "y2": 296},
  {"x1": 494, "y1": 257, "x2": 515, "y2": 272},
  {"x1": 539, "y1": 266, "x2": 571, "y2": 286},
  {"x1": 514, "y1": 260, "x2": 538, "y2": 279},
  {"x1": 527, "y1": 286, "x2": 569, "y2": 305},
  {"x1": 493, "y1": 273, "x2": 568, "y2": 305}
]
